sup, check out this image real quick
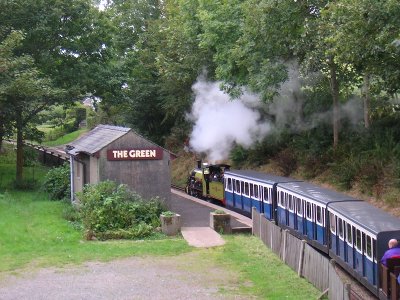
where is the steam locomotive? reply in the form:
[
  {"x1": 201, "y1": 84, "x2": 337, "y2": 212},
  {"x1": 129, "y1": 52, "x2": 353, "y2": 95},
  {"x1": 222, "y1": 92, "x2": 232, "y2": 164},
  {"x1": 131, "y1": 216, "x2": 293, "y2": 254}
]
[{"x1": 185, "y1": 161, "x2": 400, "y2": 298}]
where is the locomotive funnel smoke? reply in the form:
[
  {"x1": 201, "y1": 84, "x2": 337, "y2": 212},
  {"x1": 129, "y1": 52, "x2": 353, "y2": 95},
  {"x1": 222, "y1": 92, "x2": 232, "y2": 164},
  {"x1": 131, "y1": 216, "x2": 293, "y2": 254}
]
[{"x1": 187, "y1": 79, "x2": 271, "y2": 162}]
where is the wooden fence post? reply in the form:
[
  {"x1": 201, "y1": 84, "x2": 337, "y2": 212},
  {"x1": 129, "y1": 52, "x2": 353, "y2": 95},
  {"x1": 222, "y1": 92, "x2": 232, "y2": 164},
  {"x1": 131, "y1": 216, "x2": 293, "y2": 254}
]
[{"x1": 298, "y1": 240, "x2": 306, "y2": 277}]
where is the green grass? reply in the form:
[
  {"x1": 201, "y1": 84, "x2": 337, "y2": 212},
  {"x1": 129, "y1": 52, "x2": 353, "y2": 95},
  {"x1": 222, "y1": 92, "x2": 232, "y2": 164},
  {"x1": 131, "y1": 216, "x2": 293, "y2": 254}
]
[
  {"x1": 0, "y1": 190, "x2": 191, "y2": 272},
  {"x1": 0, "y1": 190, "x2": 320, "y2": 299},
  {"x1": 0, "y1": 155, "x2": 320, "y2": 298},
  {"x1": 206, "y1": 235, "x2": 321, "y2": 299},
  {"x1": 42, "y1": 128, "x2": 87, "y2": 147}
]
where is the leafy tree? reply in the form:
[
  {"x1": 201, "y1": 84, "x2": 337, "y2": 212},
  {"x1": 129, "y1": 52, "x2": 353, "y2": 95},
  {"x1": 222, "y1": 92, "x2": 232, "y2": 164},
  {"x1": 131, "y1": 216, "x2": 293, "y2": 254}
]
[
  {"x1": 323, "y1": 0, "x2": 400, "y2": 128},
  {"x1": 0, "y1": 30, "x2": 66, "y2": 183}
]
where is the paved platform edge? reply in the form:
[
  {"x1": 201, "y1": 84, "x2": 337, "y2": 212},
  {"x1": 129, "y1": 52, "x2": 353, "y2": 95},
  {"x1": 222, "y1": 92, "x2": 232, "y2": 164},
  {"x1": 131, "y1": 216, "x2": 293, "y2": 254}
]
[
  {"x1": 181, "y1": 227, "x2": 225, "y2": 248},
  {"x1": 171, "y1": 189, "x2": 252, "y2": 227}
]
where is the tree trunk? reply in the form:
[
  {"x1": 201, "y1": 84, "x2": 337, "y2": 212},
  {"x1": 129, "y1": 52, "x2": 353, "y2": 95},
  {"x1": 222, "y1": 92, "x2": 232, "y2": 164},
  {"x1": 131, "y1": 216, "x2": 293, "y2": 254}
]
[
  {"x1": 329, "y1": 57, "x2": 340, "y2": 149},
  {"x1": 362, "y1": 73, "x2": 370, "y2": 129},
  {"x1": 16, "y1": 110, "x2": 24, "y2": 184}
]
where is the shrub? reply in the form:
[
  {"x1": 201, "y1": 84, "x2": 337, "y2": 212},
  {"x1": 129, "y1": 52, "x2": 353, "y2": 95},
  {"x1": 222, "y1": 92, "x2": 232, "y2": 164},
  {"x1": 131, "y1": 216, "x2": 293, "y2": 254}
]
[
  {"x1": 330, "y1": 156, "x2": 359, "y2": 190},
  {"x1": 275, "y1": 148, "x2": 297, "y2": 176},
  {"x1": 42, "y1": 164, "x2": 71, "y2": 200},
  {"x1": 78, "y1": 181, "x2": 166, "y2": 240}
]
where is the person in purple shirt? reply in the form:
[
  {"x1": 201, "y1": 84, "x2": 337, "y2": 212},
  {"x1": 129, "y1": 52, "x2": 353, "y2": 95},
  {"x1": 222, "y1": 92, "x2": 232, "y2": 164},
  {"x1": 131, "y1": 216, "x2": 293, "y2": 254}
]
[{"x1": 381, "y1": 239, "x2": 400, "y2": 266}]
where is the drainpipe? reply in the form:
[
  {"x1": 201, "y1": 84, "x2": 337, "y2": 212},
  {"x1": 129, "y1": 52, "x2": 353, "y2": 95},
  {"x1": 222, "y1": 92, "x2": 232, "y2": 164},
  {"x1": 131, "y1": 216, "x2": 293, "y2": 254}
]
[{"x1": 69, "y1": 156, "x2": 74, "y2": 203}]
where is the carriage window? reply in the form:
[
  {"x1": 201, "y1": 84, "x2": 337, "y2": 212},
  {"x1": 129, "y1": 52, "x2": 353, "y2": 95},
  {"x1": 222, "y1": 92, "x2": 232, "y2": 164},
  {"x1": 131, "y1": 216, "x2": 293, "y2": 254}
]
[
  {"x1": 244, "y1": 182, "x2": 249, "y2": 196},
  {"x1": 316, "y1": 206, "x2": 322, "y2": 224},
  {"x1": 346, "y1": 223, "x2": 352, "y2": 244},
  {"x1": 227, "y1": 178, "x2": 232, "y2": 191},
  {"x1": 288, "y1": 195, "x2": 293, "y2": 211},
  {"x1": 250, "y1": 184, "x2": 254, "y2": 197},
  {"x1": 373, "y1": 239, "x2": 377, "y2": 260},
  {"x1": 306, "y1": 202, "x2": 312, "y2": 219},
  {"x1": 366, "y1": 235, "x2": 372, "y2": 258},
  {"x1": 254, "y1": 185, "x2": 259, "y2": 198},
  {"x1": 355, "y1": 229, "x2": 362, "y2": 251},
  {"x1": 338, "y1": 218, "x2": 344, "y2": 238},
  {"x1": 235, "y1": 180, "x2": 241, "y2": 193},
  {"x1": 279, "y1": 191, "x2": 284, "y2": 206},
  {"x1": 296, "y1": 198, "x2": 302, "y2": 216},
  {"x1": 330, "y1": 213, "x2": 336, "y2": 233},
  {"x1": 263, "y1": 187, "x2": 269, "y2": 203}
]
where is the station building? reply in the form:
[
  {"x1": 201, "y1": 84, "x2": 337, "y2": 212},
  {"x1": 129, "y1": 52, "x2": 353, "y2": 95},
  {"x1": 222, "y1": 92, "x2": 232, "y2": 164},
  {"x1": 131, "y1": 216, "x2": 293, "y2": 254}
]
[{"x1": 65, "y1": 125, "x2": 175, "y2": 202}]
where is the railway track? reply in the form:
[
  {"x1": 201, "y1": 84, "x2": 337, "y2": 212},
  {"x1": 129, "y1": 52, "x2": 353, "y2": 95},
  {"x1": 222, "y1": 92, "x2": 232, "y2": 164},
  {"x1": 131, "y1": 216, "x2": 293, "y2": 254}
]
[{"x1": 171, "y1": 184, "x2": 185, "y2": 192}]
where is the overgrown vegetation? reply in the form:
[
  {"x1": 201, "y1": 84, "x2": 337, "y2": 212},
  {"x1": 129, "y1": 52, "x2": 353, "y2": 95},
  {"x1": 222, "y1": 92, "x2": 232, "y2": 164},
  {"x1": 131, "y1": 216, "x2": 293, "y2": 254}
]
[
  {"x1": 77, "y1": 181, "x2": 166, "y2": 240},
  {"x1": 42, "y1": 164, "x2": 71, "y2": 201}
]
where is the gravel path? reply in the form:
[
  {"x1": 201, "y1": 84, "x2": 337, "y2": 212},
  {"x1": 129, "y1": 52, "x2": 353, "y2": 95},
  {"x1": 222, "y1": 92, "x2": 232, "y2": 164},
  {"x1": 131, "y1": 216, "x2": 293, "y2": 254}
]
[{"x1": 0, "y1": 252, "x2": 251, "y2": 300}]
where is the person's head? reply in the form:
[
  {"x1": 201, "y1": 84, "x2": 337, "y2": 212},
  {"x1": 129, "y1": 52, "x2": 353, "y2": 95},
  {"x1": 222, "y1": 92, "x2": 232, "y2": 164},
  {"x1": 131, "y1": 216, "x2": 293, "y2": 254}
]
[{"x1": 388, "y1": 239, "x2": 399, "y2": 248}]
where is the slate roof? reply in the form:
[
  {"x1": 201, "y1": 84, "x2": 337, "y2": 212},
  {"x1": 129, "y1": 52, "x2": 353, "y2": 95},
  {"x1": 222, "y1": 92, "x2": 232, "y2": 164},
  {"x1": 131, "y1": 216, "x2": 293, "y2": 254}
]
[{"x1": 66, "y1": 125, "x2": 130, "y2": 156}]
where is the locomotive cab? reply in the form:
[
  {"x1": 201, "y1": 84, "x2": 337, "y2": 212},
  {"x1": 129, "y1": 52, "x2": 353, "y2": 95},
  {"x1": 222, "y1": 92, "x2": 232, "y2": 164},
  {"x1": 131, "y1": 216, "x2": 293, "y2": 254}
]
[{"x1": 186, "y1": 162, "x2": 230, "y2": 204}]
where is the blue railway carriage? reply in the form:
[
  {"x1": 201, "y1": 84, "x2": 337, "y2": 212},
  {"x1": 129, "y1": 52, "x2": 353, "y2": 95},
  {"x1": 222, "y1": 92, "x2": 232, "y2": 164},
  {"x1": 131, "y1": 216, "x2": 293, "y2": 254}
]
[
  {"x1": 276, "y1": 181, "x2": 361, "y2": 253},
  {"x1": 223, "y1": 169, "x2": 298, "y2": 218},
  {"x1": 327, "y1": 200, "x2": 400, "y2": 296}
]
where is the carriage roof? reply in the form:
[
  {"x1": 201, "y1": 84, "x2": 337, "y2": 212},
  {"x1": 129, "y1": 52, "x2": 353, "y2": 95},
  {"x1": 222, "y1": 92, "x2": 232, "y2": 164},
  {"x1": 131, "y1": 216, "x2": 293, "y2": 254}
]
[
  {"x1": 277, "y1": 181, "x2": 359, "y2": 205},
  {"x1": 328, "y1": 200, "x2": 400, "y2": 234},
  {"x1": 224, "y1": 169, "x2": 299, "y2": 185}
]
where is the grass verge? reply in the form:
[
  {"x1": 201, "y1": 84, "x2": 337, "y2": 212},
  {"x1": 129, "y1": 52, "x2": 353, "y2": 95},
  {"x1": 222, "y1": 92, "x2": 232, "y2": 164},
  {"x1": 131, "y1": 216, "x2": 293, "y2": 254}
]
[
  {"x1": 205, "y1": 235, "x2": 321, "y2": 299},
  {"x1": 42, "y1": 128, "x2": 88, "y2": 147}
]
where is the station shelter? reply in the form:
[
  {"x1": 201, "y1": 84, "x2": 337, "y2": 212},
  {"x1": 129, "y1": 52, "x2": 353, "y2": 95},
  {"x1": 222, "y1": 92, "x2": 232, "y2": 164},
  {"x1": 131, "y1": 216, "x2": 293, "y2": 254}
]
[{"x1": 65, "y1": 125, "x2": 175, "y2": 202}]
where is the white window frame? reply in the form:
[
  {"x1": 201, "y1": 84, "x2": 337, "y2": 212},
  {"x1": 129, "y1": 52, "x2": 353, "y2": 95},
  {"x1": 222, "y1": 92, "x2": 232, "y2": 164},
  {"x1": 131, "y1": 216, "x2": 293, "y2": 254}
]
[
  {"x1": 365, "y1": 234, "x2": 373, "y2": 260},
  {"x1": 296, "y1": 197, "x2": 303, "y2": 217},
  {"x1": 346, "y1": 223, "x2": 353, "y2": 245},
  {"x1": 330, "y1": 212, "x2": 336, "y2": 234},
  {"x1": 316, "y1": 206, "x2": 323, "y2": 226},
  {"x1": 253, "y1": 184, "x2": 259, "y2": 200},
  {"x1": 355, "y1": 228, "x2": 362, "y2": 253},
  {"x1": 243, "y1": 181, "x2": 249, "y2": 197},
  {"x1": 225, "y1": 177, "x2": 233, "y2": 192},
  {"x1": 306, "y1": 201, "x2": 312, "y2": 221},
  {"x1": 288, "y1": 194, "x2": 294, "y2": 212},
  {"x1": 338, "y1": 218, "x2": 344, "y2": 241},
  {"x1": 263, "y1": 186, "x2": 270, "y2": 204},
  {"x1": 234, "y1": 179, "x2": 241, "y2": 194}
]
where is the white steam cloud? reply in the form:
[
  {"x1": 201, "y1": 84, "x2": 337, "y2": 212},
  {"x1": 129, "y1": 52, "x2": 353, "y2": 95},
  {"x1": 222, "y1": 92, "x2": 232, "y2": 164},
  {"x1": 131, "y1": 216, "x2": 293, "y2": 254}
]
[
  {"x1": 187, "y1": 80, "x2": 271, "y2": 162},
  {"x1": 187, "y1": 64, "x2": 367, "y2": 162}
]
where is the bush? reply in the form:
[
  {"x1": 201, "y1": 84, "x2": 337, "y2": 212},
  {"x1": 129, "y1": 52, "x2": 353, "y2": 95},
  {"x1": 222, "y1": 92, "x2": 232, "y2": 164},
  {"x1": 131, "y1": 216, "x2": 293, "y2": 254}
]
[
  {"x1": 78, "y1": 181, "x2": 166, "y2": 240},
  {"x1": 275, "y1": 148, "x2": 297, "y2": 176},
  {"x1": 42, "y1": 164, "x2": 71, "y2": 200},
  {"x1": 330, "y1": 156, "x2": 359, "y2": 190}
]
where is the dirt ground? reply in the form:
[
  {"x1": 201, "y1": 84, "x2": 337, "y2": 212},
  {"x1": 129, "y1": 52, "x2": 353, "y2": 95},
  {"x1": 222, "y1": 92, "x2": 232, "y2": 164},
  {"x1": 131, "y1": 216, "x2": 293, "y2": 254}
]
[{"x1": 0, "y1": 252, "x2": 252, "y2": 300}]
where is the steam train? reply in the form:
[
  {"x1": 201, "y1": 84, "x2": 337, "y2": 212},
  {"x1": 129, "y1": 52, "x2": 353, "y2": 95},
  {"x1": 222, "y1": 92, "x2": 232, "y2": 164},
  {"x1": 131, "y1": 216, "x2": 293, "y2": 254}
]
[{"x1": 185, "y1": 161, "x2": 400, "y2": 298}]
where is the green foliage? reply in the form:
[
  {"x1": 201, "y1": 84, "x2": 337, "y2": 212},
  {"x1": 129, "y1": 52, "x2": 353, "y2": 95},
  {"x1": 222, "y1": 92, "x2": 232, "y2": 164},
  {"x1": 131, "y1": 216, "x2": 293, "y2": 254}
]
[
  {"x1": 229, "y1": 145, "x2": 249, "y2": 168},
  {"x1": 23, "y1": 146, "x2": 39, "y2": 167},
  {"x1": 12, "y1": 178, "x2": 38, "y2": 190},
  {"x1": 330, "y1": 153, "x2": 359, "y2": 190},
  {"x1": 42, "y1": 164, "x2": 71, "y2": 201},
  {"x1": 78, "y1": 181, "x2": 165, "y2": 240},
  {"x1": 0, "y1": 188, "x2": 190, "y2": 273},
  {"x1": 275, "y1": 148, "x2": 298, "y2": 177},
  {"x1": 161, "y1": 211, "x2": 177, "y2": 217}
]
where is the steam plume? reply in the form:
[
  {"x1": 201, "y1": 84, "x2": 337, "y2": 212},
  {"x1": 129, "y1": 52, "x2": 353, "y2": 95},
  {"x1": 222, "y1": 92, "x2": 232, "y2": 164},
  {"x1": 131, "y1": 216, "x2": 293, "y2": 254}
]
[{"x1": 187, "y1": 79, "x2": 271, "y2": 162}]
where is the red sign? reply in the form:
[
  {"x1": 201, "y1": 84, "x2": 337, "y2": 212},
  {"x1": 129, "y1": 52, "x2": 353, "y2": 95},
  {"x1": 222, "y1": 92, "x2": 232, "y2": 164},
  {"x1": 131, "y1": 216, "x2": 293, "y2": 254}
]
[{"x1": 107, "y1": 148, "x2": 163, "y2": 161}]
